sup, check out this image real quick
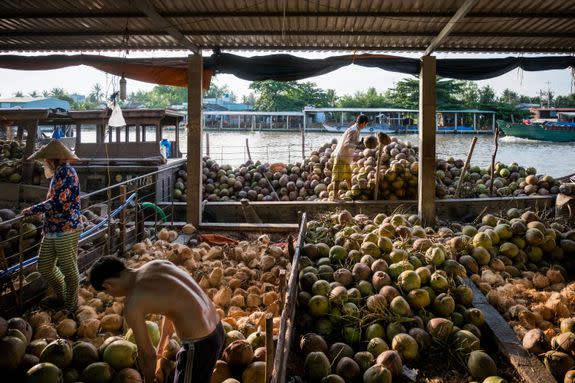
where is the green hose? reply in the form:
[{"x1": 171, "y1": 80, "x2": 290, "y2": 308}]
[{"x1": 141, "y1": 202, "x2": 167, "y2": 222}]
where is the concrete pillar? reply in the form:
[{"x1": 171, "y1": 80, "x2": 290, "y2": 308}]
[
  {"x1": 418, "y1": 55, "x2": 437, "y2": 226},
  {"x1": 186, "y1": 53, "x2": 203, "y2": 225}
]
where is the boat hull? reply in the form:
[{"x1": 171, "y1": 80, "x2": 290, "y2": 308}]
[{"x1": 497, "y1": 120, "x2": 575, "y2": 142}]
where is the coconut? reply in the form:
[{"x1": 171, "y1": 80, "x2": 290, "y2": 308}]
[
  {"x1": 222, "y1": 340, "x2": 253, "y2": 368},
  {"x1": 451, "y1": 330, "x2": 480, "y2": 355},
  {"x1": 363, "y1": 364, "x2": 392, "y2": 383},
  {"x1": 467, "y1": 351, "x2": 497, "y2": 380},
  {"x1": 81, "y1": 362, "x2": 115, "y2": 383},
  {"x1": 72, "y1": 341, "x2": 99, "y2": 370},
  {"x1": 408, "y1": 328, "x2": 432, "y2": 352},
  {"x1": 0, "y1": 335, "x2": 26, "y2": 369},
  {"x1": 78, "y1": 318, "x2": 100, "y2": 339},
  {"x1": 56, "y1": 319, "x2": 77, "y2": 339},
  {"x1": 304, "y1": 351, "x2": 331, "y2": 382},
  {"x1": 211, "y1": 360, "x2": 233, "y2": 383},
  {"x1": 125, "y1": 321, "x2": 160, "y2": 347},
  {"x1": 552, "y1": 332, "x2": 575, "y2": 357},
  {"x1": 112, "y1": 368, "x2": 142, "y2": 383},
  {"x1": 242, "y1": 361, "x2": 265, "y2": 382},
  {"x1": 336, "y1": 357, "x2": 361, "y2": 383},
  {"x1": 27, "y1": 339, "x2": 48, "y2": 358},
  {"x1": 543, "y1": 351, "x2": 575, "y2": 379},
  {"x1": 367, "y1": 337, "x2": 389, "y2": 358},
  {"x1": 300, "y1": 333, "x2": 328, "y2": 355},
  {"x1": 103, "y1": 339, "x2": 138, "y2": 370},
  {"x1": 375, "y1": 350, "x2": 403, "y2": 378},
  {"x1": 391, "y1": 333, "x2": 419, "y2": 362},
  {"x1": 25, "y1": 362, "x2": 63, "y2": 383},
  {"x1": 8, "y1": 317, "x2": 32, "y2": 343},
  {"x1": 28, "y1": 311, "x2": 51, "y2": 330},
  {"x1": 253, "y1": 347, "x2": 266, "y2": 362},
  {"x1": 40, "y1": 339, "x2": 72, "y2": 369},
  {"x1": 100, "y1": 314, "x2": 124, "y2": 333}
]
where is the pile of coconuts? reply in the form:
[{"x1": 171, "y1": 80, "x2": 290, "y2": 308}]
[
  {"x1": 0, "y1": 226, "x2": 290, "y2": 383},
  {"x1": 440, "y1": 208, "x2": 575, "y2": 381},
  {"x1": 294, "y1": 210, "x2": 510, "y2": 383},
  {"x1": 175, "y1": 136, "x2": 562, "y2": 202}
]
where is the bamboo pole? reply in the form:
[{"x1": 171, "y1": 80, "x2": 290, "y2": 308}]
[
  {"x1": 489, "y1": 128, "x2": 500, "y2": 196},
  {"x1": 265, "y1": 313, "x2": 274, "y2": 383},
  {"x1": 454, "y1": 136, "x2": 478, "y2": 198},
  {"x1": 119, "y1": 185, "x2": 127, "y2": 257},
  {"x1": 245, "y1": 138, "x2": 252, "y2": 161}
]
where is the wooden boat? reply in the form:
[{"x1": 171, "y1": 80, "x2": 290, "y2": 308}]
[
  {"x1": 497, "y1": 119, "x2": 575, "y2": 142},
  {"x1": 322, "y1": 122, "x2": 396, "y2": 134}
]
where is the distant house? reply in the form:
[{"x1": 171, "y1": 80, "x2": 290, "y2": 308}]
[
  {"x1": 69, "y1": 93, "x2": 86, "y2": 103},
  {"x1": 0, "y1": 97, "x2": 71, "y2": 110}
]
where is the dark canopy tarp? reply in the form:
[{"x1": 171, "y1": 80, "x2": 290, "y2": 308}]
[{"x1": 0, "y1": 52, "x2": 573, "y2": 87}]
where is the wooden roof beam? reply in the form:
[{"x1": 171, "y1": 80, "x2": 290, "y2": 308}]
[
  {"x1": 424, "y1": 0, "x2": 480, "y2": 56},
  {"x1": 132, "y1": 0, "x2": 198, "y2": 53}
]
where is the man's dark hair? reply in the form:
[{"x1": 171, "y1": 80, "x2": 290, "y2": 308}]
[
  {"x1": 89, "y1": 256, "x2": 127, "y2": 291},
  {"x1": 356, "y1": 114, "x2": 369, "y2": 125}
]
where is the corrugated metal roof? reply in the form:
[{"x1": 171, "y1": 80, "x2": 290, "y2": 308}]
[{"x1": 0, "y1": 0, "x2": 574, "y2": 53}]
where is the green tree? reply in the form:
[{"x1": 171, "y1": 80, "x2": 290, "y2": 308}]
[
  {"x1": 205, "y1": 80, "x2": 236, "y2": 101},
  {"x1": 338, "y1": 87, "x2": 389, "y2": 108},
  {"x1": 88, "y1": 83, "x2": 104, "y2": 104},
  {"x1": 555, "y1": 93, "x2": 575, "y2": 108},
  {"x1": 500, "y1": 89, "x2": 519, "y2": 105},
  {"x1": 478, "y1": 85, "x2": 497, "y2": 105},
  {"x1": 249, "y1": 80, "x2": 335, "y2": 111}
]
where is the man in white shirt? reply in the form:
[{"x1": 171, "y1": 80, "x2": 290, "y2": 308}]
[{"x1": 330, "y1": 114, "x2": 369, "y2": 199}]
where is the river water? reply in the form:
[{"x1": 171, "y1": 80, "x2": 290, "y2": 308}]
[{"x1": 82, "y1": 129, "x2": 574, "y2": 177}]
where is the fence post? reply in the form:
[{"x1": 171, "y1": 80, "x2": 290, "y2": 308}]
[{"x1": 119, "y1": 185, "x2": 127, "y2": 257}]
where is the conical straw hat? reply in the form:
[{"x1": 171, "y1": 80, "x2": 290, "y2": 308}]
[{"x1": 27, "y1": 139, "x2": 79, "y2": 161}]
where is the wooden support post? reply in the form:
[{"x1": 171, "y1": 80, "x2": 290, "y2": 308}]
[
  {"x1": 418, "y1": 55, "x2": 437, "y2": 227},
  {"x1": 119, "y1": 185, "x2": 127, "y2": 257},
  {"x1": 245, "y1": 138, "x2": 252, "y2": 161},
  {"x1": 186, "y1": 53, "x2": 203, "y2": 226},
  {"x1": 265, "y1": 313, "x2": 274, "y2": 383},
  {"x1": 454, "y1": 136, "x2": 478, "y2": 198},
  {"x1": 279, "y1": 269, "x2": 286, "y2": 311},
  {"x1": 22, "y1": 120, "x2": 37, "y2": 184},
  {"x1": 489, "y1": 128, "x2": 500, "y2": 196},
  {"x1": 300, "y1": 123, "x2": 305, "y2": 160}
]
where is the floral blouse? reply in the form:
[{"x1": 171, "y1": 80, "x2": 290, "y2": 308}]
[{"x1": 23, "y1": 164, "x2": 82, "y2": 234}]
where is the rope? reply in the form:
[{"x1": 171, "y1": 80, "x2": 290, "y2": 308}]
[{"x1": 0, "y1": 192, "x2": 137, "y2": 280}]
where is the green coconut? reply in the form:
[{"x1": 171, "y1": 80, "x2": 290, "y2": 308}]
[
  {"x1": 543, "y1": 351, "x2": 575, "y2": 380},
  {"x1": 304, "y1": 352, "x2": 331, "y2": 382},
  {"x1": 363, "y1": 364, "x2": 392, "y2": 383},
  {"x1": 103, "y1": 339, "x2": 138, "y2": 370},
  {"x1": 468, "y1": 351, "x2": 497, "y2": 380},
  {"x1": 391, "y1": 333, "x2": 419, "y2": 362},
  {"x1": 242, "y1": 361, "x2": 265, "y2": 383},
  {"x1": 81, "y1": 362, "x2": 114, "y2": 383},
  {"x1": 25, "y1": 362, "x2": 63, "y2": 383},
  {"x1": 125, "y1": 321, "x2": 160, "y2": 347},
  {"x1": 40, "y1": 339, "x2": 72, "y2": 369},
  {"x1": 72, "y1": 341, "x2": 99, "y2": 370}
]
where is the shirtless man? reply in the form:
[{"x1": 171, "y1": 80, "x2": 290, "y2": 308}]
[{"x1": 88, "y1": 256, "x2": 223, "y2": 383}]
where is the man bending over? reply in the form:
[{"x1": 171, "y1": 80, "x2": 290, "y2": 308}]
[{"x1": 89, "y1": 256, "x2": 224, "y2": 383}]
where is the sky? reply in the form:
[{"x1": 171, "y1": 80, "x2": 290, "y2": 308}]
[{"x1": 0, "y1": 50, "x2": 573, "y2": 101}]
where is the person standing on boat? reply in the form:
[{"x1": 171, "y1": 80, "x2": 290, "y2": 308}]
[
  {"x1": 330, "y1": 114, "x2": 369, "y2": 199},
  {"x1": 88, "y1": 256, "x2": 224, "y2": 383},
  {"x1": 20, "y1": 139, "x2": 82, "y2": 312}
]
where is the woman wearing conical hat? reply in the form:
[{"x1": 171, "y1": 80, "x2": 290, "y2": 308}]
[{"x1": 21, "y1": 140, "x2": 83, "y2": 312}]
